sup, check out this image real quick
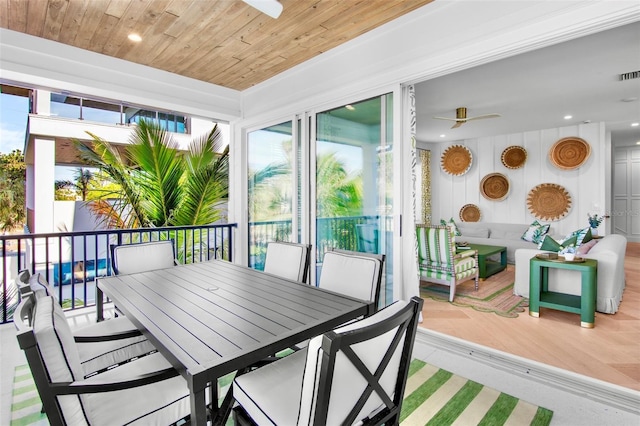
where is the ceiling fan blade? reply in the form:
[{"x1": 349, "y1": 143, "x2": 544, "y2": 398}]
[
  {"x1": 433, "y1": 116, "x2": 463, "y2": 122},
  {"x1": 466, "y1": 113, "x2": 502, "y2": 121},
  {"x1": 451, "y1": 121, "x2": 465, "y2": 129},
  {"x1": 242, "y1": 0, "x2": 283, "y2": 19}
]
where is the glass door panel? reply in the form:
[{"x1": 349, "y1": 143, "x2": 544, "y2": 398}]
[
  {"x1": 247, "y1": 121, "x2": 294, "y2": 270},
  {"x1": 315, "y1": 94, "x2": 394, "y2": 305}
]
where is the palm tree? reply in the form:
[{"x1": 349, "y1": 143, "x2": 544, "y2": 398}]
[
  {"x1": 76, "y1": 120, "x2": 228, "y2": 228},
  {"x1": 55, "y1": 167, "x2": 95, "y2": 201}
]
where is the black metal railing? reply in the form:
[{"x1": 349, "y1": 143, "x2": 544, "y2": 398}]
[
  {"x1": 0, "y1": 223, "x2": 237, "y2": 323},
  {"x1": 248, "y1": 215, "x2": 385, "y2": 269}
]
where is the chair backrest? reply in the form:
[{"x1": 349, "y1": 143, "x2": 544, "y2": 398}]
[
  {"x1": 15, "y1": 295, "x2": 88, "y2": 425},
  {"x1": 297, "y1": 297, "x2": 423, "y2": 426},
  {"x1": 111, "y1": 240, "x2": 177, "y2": 275},
  {"x1": 416, "y1": 225, "x2": 455, "y2": 266},
  {"x1": 263, "y1": 242, "x2": 311, "y2": 283},
  {"x1": 319, "y1": 249, "x2": 385, "y2": 307}
]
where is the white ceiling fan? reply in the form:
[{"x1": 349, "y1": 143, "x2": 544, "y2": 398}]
[
  {"x1": 433, "y1": 107, "x2": 502, "y2": 129},
  {"x1": 242, "y1": 0, "x2": 283, "y2": 19}
]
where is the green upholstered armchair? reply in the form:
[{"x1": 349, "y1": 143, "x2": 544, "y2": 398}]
[{"x1": 416, "y1": 225, "x2": 479, "y2": 302}]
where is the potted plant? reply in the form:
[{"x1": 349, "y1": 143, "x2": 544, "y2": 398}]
[{"x1": 587, "y1": 213, "x2": 605, "y2": 235}]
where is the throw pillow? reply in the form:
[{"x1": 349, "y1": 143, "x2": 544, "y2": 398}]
[
  {"x1": 577, "y1": 239, "x2": 599, "y2": 255},
  {"x1": 565, "y1": 227, "x2": 593, "y2": 246},
  {"x1": 440, "y1": 218, "x2": 461, "y2": 236},
  {"x1": 521, "y1": 220, "x2": 550, "y2": 244},
  {"x1": 538, "y1": 234, "x2": 577, "y2": 251}
]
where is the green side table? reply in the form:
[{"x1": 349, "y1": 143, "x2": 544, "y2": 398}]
[{"x1": 529, "y1": 256, "x2": 598, "y2": 328}]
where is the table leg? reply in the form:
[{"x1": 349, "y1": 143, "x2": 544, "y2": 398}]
[
  {"x1": 478, "y1": 254, "x2": 486, "y2": 279},
  {"x1": 529, "y1": 260, "x2": 541, "y2": 318},
  {"x1": 190, "y1": 387, "x2": 208, "y2": 426},
  {"x1": 96, "y1": 284, "x2": 104, "y2": 322},
  {"x1": 580, "y1": 268, "x2": 596, "y2": 328}
]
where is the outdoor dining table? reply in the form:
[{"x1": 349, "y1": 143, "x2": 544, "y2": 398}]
[{"x1": 96, "y1": 259, "x2": 373, "y2": 425}]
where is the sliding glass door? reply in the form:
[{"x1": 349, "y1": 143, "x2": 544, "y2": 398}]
[
  {"x1": 314, "y1": 94, "x2": 394, "y2": 304},
  {"x1": 245, "y1": 94, "x2": 395, "y2": 305}
]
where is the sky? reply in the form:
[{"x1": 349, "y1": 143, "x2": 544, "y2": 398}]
[{"x1": 0, "y1": 92, "x2": 28, "y2": 153}]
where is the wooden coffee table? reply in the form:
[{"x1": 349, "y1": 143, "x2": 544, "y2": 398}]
[{"x1": 458, "y1": 243, "x2": 507, "y2": 279}]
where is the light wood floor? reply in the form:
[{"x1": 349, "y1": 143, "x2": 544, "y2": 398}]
[{"x1": 419, "y1": 242, "x2": 640, "y2": 392}]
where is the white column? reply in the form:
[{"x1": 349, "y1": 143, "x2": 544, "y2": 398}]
[{"x1": 32, "y1": 137, "x2": 56, "y2": 233}]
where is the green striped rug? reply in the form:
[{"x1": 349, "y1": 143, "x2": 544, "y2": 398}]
[
  {"x1": 401, "y1": 360, "x2": 553, "y2": 425},
  {"x1": 11, "y1": 360, "x2": 552, "y2": 425}
]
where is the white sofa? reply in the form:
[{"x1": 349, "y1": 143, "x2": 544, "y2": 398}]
[
  {"x1": 514, "y1": 234, "x2": 627, "y2": 314},
  {"x1": 454, "y1": 222, "x2": 551, "y2": 264}
]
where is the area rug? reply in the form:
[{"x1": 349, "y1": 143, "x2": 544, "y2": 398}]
[
  {"x1": 420, "y1": 277, "x2": 528, "y2": 318},
  {"x1": 11, "y1": 360, "x2": 553, "y2": 426}
]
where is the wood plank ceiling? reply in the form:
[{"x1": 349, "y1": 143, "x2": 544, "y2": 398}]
[{"x1": 0, "y1": 0, "x2": 434, "y2": 91}]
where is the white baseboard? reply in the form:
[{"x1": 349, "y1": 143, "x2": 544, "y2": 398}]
[{"x1": 414, "y1": 328, "x2": 640, "y2": 416}]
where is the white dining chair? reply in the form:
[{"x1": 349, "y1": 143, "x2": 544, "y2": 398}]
[
  {"x1": 319, "y1": 249, "x2": 386, "y2": 309},
  {"x1": 14, "y1": 295, "x2": 193, "y2": 425},
  {"x1": 232, "y1": 297, "x2": 423, "y2": 426},
  {"x1": 110, "y1": 240, "x2": 178, "y2": 275},
  {"x1": 15, "y1": 271, "x2": 156, "y2": 377},
  {"x1": 263, "y1": 241, "x2": 311, "y2": 283}
]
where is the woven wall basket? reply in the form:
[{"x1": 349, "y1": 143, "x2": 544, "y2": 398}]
[
  {"x1": 480, "y1": 173, "x2": 510, "y2": 201},
  {"x1": 459, "y1": 204, "x2": 481, "y2": 222},
  {"x1": 441, "y1": 145, "x2": 473, "y2": 176},
  {"x1": 549, "y1": 137, "x2": 591, "y2": 170},
  {"x1": 501, "y1": 146, "x2": 527, "y2": 169},
  {"x1": 527, "y1": 183, "x2": 572, "y2": 221}
]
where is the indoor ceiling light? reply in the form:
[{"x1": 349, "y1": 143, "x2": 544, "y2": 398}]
[
  {"x1": 242, "y1": 0, "x2": 283, "y2": 19},
  {"x1": 632, "y1": 122, "x2": 639, "y2": 127},
  {"x1": 563, "y1": 115, "x2": 572, "y2": 120},
  {"x1": 128, "y1": 33, "x2": 142, "y2": 42}
]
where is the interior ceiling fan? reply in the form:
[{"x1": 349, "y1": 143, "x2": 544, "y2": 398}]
[{"x1": 433, "y1": 107, "x2": 502, "y2": 129}]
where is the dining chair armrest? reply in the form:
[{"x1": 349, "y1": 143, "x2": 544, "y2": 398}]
[
  {"x1": 49, "y1": 367, "x2": 179, "y2": 395},
  {"x1": 454, "y1": 249, "x2": 477, "y2": 260},
  {"x1": 74, "y1": 329, "x2": 143, "y2": 343}
]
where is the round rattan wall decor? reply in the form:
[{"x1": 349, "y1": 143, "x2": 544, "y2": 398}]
[
  {"x1": 527, "y1": 183, "x2": 572, "y2": 221},
  {"x1": 501, "y1": 145, "x2": 527, "y2": 169},
  {"x1": 459, "y1": 204, "x2": 481, "y2": 222},
  {"x1": 480, "y1": 173, "x2": 510, "y2": 201},
  {"x1": 549, "y1": 137, "x2": 591, "y2": 170},
  {"x1": 441, "y1": 145, "x2": 473, "y2": 176}
]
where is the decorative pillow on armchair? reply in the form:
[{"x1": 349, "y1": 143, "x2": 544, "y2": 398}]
[
  {"x1": 521, "y1": 220, "x2": 550, "y2": 244},
  {"x1": 440, "y1": 218, "x2": 461, "y2": 236}
]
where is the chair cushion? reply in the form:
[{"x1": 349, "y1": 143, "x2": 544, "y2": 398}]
[
  {"x1": 83, "y1": 352, "x2": 190, "y2": 426},
  {"x1": 112, "y1": 241, "x2": 176, "y2": 275},
  {"x1": 319, "y1": 251, "x2": 380, "y2": 303},
  {"x1": 33, "y1": 296, "x2": 88, "y2": 425},
  {"x1": 264, "y1": 242, "x2": 308, "y2": 282},
  {"x1": 76, "y1": 319, "x2": 156, "y2": 377},
  {"x1": 29, "y1": 272, "x2": 55, "y2": 299},
  {"x1": 234, "y1": 350, "x2": 308, "y2": 426},
  {"x1": 417, "y1": 227, "x2": 453, "y2": 264}
]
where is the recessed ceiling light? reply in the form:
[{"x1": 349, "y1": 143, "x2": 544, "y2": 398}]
[
  {"x1": 632, "y1": 122, "x2": 639, "y2": 127},
  {"x1": 440, "y1": 134, "x2": 446, "y2": 138},
  {"x1": 564, "y1": 115, "x2": 572, "y2": 120},
  {"x1": 636, "y1": 141, "x2": 640, "y2": 145},
  {"x1": 128, "y1": 33, "x2": 142, "y2": 42}
]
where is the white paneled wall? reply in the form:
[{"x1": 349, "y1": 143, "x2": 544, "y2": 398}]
[{"x1": 420, "y1": 122, "x2": 607, "y2": 237}]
